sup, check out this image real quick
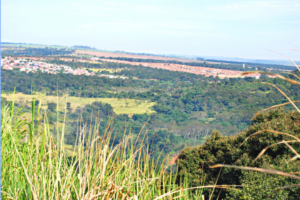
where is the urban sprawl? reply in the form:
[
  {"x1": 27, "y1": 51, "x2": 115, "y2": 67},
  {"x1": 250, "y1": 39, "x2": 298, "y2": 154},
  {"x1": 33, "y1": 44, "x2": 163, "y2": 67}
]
[
  {"x1": 1, "y1": 56, "x2": 126, "y2": 79},
  {"x1": 1, "y1": 56, "x2": 281, "y2": 79}
]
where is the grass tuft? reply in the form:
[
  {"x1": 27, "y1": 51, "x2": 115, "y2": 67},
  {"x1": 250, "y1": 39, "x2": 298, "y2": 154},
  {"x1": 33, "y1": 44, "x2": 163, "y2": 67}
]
[{"x1": 1, "y1": 97, "x2": 212, "y2": 199}]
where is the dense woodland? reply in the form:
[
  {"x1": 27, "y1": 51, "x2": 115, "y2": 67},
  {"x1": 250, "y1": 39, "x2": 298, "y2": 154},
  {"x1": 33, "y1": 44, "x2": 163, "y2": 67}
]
[{"x1": 72, "y1": 45, "x2": 96, "y2": 50}]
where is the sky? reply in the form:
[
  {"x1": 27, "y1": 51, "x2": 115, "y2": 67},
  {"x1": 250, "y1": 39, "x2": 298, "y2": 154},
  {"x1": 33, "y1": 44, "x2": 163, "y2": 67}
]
[{"x1": 2, "y1": 0, "x2": 300, "y2": 60}]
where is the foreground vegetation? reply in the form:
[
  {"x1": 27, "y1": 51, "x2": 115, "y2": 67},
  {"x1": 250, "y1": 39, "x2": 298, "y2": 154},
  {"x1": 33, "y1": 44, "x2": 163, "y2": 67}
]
[
  {"x1": 2, "y1": 99, "x2": 226, "y2": 199},
  {"x1": 177, "y1": 109, "x2": 300, "y2": 199}
]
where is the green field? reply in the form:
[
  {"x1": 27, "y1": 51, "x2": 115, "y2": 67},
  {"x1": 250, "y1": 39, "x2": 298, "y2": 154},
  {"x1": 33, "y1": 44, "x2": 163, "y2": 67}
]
[{"x1": 1, "y1": 93, "x2": 156, "y2": 115}]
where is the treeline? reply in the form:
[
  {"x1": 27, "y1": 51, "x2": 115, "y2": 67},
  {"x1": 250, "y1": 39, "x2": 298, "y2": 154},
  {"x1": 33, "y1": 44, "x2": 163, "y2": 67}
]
[
  {"x1": 1, "y1": 42, "x2": 28, "y2": 45},
  {"x1": 1, "y1": 47, "x2": 74, "y2": 56},
  {"x1": 72, "y1": 45, "x2": 96, "y2": 50}
]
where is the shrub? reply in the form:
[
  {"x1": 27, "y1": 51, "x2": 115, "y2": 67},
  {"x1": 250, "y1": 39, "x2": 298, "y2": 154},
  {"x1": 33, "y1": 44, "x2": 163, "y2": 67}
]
[{"x1": 176, "y1": 109, "x2": 300, "y2": 199}]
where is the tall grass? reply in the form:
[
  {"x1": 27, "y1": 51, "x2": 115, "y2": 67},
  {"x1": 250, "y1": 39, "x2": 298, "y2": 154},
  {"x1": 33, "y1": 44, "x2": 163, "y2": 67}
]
[{"x1": 1, "y1": 96, "x2": 216, "y2": 199}]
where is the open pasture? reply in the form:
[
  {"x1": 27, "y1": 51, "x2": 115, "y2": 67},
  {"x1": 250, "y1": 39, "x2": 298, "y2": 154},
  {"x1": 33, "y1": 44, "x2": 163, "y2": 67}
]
[{"x1": 1, "y1": 93, "x2": 156, "y2": 115}]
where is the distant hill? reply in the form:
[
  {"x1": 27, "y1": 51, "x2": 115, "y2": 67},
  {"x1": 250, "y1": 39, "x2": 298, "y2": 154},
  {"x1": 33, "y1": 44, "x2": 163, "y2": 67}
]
[
  {"x1": 72, "y1": 45, "x2": 97, "y2": 50},
  {"x1": 2, "y1": 42, "x2": 299, "y2": 67},
  {"x1": 200, "y1": 56, "x2": 300, "y2": 66}
]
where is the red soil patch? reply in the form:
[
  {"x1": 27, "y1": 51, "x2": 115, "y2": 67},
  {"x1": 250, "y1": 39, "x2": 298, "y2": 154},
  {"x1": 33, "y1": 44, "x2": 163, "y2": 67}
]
[
  {"x1": 168, "y1": 154, "x2": 179, "y2": 165},
  {"x1": 76, "y1": 50, "x2": 204, "y2": 63}
]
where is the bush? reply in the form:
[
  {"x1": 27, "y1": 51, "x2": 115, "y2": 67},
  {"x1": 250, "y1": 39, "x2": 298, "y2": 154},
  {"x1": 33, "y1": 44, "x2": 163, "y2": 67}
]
[{"x1": 176, "y1": 109, "x2": 300, "y2": 199}]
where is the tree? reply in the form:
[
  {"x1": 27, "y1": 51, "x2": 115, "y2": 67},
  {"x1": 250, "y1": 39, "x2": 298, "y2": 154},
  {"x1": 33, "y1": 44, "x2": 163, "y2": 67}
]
[
  {"x1": 47, "y1": 102, "x2": 57, "y2": 112},
  {"x1": 35, "y1": 100, "x2": 39, "y2": 106},
  {"x1": 67, "y1": 102, "x2": 71, "y2": 112}
]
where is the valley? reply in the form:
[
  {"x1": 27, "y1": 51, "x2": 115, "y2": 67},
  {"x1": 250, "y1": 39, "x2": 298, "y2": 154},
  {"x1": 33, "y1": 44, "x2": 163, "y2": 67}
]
[{"x1": 2, "y1": 46, "x2": 299, "y2": 159}]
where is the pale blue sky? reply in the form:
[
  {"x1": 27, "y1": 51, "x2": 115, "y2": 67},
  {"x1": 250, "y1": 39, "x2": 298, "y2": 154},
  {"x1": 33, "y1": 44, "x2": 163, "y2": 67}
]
[{"x1": 2, "y1": 0, "x2": 300, "y2": 60}]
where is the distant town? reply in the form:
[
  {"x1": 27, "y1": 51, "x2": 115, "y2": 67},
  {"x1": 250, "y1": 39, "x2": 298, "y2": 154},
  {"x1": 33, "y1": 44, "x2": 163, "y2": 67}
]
[
  {"x1": 1, "y1": 56, "x2": 127, "y2": 79},
  {"x1": 1, "y1": 55, "x2": 282, "y2": 79},
  {"x1": 96, "y1": 58, "x2": 278, "y2": 79}
]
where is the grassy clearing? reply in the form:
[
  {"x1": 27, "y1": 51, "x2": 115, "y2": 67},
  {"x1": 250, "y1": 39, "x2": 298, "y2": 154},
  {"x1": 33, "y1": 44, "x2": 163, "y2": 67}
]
[{"x1": 1, "y1": 93, "x2": 156, "y2": 115}]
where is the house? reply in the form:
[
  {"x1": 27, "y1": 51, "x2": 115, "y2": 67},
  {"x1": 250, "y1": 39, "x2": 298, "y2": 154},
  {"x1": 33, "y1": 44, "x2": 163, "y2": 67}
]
[{"x1": 3, "y1": 66, "x2": 13, "y2": 70}]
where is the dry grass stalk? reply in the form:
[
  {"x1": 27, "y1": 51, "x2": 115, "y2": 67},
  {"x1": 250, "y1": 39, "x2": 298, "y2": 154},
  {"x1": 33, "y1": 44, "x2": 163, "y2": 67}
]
[
  {"x1": 280, "y1": 71, "x2": 300, "y2": 80},
  {"x1": 251, "y1": 101, "x2": 300, "y2": 120},
  {"x1": 251, "y1": 140, "x2": 300, "y2": 163},
  {"x1": 239, "y1": 129, "x2": 300, "y2": 149},
  {"x1": 153, "y1": 185, "x2": 237, "y2": 200},
  {"x1": 262, "y1": 82, "x2": 300, "y2": 112},
  {"x1": 242, "y1": 71, "x2": 300, "y2": 85},
  {"x1": 266, "y1": 184, "x2": 300, "y2": 199},
  {"x1": 267, "y1": 50, "x2": 300, "y2": 71},
  {"x1": 209, "y1": 164, "x2": 300, "y2": 180}
]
